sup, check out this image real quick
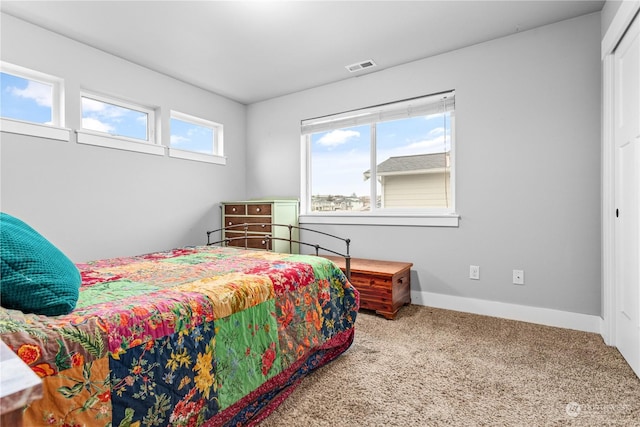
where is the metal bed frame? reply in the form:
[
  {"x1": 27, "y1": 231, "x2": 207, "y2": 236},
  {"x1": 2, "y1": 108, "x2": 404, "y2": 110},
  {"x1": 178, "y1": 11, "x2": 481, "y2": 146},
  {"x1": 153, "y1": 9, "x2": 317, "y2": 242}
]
[{"x1": 206, "y1": 223, "x2": 351, "y2": 279}]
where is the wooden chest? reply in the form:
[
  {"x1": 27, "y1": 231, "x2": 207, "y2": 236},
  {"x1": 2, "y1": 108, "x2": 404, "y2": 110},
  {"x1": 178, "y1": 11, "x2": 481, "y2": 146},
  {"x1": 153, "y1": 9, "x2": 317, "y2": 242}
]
[
  {"x1": 322, "y1": 256, "x2": 412, "y2": 320},
  {"x1": 220, "y1": 200, "x2": 299, "y2": 253}
]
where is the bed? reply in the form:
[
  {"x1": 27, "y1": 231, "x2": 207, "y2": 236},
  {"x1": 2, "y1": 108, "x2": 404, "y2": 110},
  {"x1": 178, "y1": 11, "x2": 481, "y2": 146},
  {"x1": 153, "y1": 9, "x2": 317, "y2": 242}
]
[{"x1": 0, "y1": 213, "x2": 359, "y2": 426}]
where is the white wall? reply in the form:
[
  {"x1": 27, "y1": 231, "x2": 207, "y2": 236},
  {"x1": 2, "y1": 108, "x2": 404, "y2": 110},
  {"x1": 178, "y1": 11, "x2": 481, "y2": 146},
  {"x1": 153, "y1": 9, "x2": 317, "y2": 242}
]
[
  {"x1": 0, "y1": 14, "x2": 247, "y2": 262},
  {"x1": 246, "y1": 13, "x2": 602, "y2": 317},
  {"x1": 601, "y1": 0, "x2": 623, "y2": 37}
]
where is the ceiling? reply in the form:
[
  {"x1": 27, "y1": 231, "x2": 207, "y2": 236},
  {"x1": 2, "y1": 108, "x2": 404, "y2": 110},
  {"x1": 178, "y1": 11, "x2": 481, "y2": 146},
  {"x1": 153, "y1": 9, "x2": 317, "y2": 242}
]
[{"x1": 0, "y1": 1, "x2": 604, "y2": 105}]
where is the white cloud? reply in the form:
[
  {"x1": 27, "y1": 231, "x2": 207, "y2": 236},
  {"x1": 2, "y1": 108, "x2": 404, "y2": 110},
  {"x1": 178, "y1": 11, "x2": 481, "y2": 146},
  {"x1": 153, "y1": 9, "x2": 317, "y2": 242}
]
[
  {"x1": 81, "y1": 97, "x2": 126, "y2": 120},
  {"x1": 380, "y1": 130, "x2": 451, "y2": 160},
  {"x1": 311, "y1": 149, "x2": 370, "y2": 196},
  {"x1": 427, "y1": 126, "x2": 445, "y2": 137},
  {"x1": 8, "y1": 80, "x2": 52, "y2": 107},
  {"x1": 81, "y1": 97, "x2": 106, "y2": 113},
  {"x1": 403, "y1": 134, "x2": 446, "y2": 151},
  {"x1": 170, "y1": 135, "x2": 189, "y2": 145},
  {"x1": 317, "y1": 129, "x2": 360, "y2": 147},
  {"x1": 82, "y1": 117, "x2": 114, "y2": 133}
]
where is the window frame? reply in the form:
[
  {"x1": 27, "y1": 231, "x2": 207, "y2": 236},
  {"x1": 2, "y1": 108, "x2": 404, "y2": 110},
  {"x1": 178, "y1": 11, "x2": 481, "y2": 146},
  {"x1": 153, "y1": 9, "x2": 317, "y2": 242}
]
[
  {"x1": 168, "y1": 110, "x2": 226, "y2": 165},
  {"x1": 300, "y1": 91, "x2": 459, "y2": 227},
  {"x1": 76, "y1": 91, "x2": 163, "y2": 156},
  {"x1": 0, "y1": 61, "x2": 69, "y2": 141}
]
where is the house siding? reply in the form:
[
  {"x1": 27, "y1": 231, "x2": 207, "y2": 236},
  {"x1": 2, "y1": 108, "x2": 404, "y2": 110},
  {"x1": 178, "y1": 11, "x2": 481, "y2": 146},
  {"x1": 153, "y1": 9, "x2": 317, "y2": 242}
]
[{"x1": 382, "y1": 173, "x2": 451, "y2": 208}]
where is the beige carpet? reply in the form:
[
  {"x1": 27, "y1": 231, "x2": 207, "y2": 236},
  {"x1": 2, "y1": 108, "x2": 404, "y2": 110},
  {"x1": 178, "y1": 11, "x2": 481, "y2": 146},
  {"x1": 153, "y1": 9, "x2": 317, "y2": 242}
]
[{"x1": 260, "y1": 305, "x2": 640, "y2": 426}]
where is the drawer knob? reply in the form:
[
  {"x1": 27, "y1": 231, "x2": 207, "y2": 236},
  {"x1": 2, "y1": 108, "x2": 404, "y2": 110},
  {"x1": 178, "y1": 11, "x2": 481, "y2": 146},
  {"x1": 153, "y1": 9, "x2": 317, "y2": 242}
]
[
  {"x1": 256, "y1": 208, "x2": 261, "y2": 212},
  {"x1": 232, "y1": 207, "x2": 236, "y2": 212},
  {"x1": 261, "y1": 224, "x2": 266, "y2": 228},
  {"x1": 228, "y1": 221, "x2": 232, "y2": 226}
]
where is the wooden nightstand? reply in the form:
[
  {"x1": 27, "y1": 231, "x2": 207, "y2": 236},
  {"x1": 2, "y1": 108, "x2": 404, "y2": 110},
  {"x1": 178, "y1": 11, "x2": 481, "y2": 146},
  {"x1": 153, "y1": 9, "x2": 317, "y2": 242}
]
[{"x1": 322, "y1": 256, "x2": 412, "y2": 320}]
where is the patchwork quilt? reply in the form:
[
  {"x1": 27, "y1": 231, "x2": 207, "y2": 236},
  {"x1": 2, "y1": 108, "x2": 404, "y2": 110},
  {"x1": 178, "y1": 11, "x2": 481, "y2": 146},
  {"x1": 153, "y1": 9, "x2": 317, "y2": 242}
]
[{"x1": 0, "y1": 246, "x2": 359, "y2": 426}]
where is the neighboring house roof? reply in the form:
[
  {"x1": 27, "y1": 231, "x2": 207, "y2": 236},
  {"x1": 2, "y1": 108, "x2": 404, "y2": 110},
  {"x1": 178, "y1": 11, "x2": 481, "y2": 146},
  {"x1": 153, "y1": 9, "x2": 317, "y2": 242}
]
[{"x1": 364, "y1": 152, "x2": 449, "y2": 179}]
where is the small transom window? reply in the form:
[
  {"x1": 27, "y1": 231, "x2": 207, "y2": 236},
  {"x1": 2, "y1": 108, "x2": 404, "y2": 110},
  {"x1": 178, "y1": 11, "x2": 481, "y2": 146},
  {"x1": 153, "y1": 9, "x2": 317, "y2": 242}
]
[
  {"x1": 0, "y1": 62, "x2": 63, "y2": 127},
  {"x1": 80, "y1": 92, "x2": 154, "y2": 143},
  {"x1": 168, "y1": 111, "x2": 225, "y2": 164}
]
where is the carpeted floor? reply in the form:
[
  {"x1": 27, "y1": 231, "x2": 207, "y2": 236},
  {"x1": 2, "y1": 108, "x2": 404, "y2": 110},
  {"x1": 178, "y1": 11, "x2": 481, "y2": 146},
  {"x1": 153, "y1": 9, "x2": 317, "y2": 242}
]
[{"x1": 260, "y1": 305, "x2": 640, "y2": 426}]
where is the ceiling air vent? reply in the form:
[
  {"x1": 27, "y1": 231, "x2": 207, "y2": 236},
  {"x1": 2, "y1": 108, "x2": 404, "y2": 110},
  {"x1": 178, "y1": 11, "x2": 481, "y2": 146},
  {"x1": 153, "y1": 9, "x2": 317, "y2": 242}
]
[{"x1": 345, "y1": 59, "x2": 377, "y2": 73}]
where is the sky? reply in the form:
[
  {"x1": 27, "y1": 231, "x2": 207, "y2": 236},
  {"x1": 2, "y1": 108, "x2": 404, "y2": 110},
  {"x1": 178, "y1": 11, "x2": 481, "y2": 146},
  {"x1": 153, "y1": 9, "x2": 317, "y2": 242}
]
[
  {"x1": 169, "y1": 118, "x2": 215, "y2": 154},
  {"x1": 310, "y1": 113, "x2": 451, "y2": 197},
  {"x1": 1, "y1": 71, "x2": 214, "y2": 153},
  {"x1": 0, "y1": 72, "x2": 52, "y2": 124}
]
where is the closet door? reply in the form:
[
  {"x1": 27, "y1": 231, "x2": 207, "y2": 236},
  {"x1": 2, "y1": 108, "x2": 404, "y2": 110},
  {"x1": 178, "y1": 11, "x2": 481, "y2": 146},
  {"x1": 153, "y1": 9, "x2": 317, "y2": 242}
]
[{"x1": 614, "y1": 12, "x2": 640, "y2": 378}]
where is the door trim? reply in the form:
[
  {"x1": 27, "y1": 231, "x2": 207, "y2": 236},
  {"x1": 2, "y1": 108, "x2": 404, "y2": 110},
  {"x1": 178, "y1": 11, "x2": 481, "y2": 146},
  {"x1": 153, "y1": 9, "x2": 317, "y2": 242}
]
[{"x1": 601, "y1": 1, "x2": 640, "y2": 346}]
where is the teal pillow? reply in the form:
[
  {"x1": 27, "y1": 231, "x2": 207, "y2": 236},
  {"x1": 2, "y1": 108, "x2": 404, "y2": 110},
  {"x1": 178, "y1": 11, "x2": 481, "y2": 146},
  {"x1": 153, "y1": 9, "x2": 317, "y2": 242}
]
[{"x1": 1, "y1": 212, "x2": 81, "y2": 316}]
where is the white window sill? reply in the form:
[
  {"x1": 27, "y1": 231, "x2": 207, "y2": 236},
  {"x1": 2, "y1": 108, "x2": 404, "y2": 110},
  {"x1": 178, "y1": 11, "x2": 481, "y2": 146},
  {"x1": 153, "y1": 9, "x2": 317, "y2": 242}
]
[
  {"x1": 1, "y1": 118, "x2": 70, "y2": 141},
  {"x1": 299, "y1": 213, "x2": 460, "y2": 227},
  {"x1": 168, "y1": 148, "x2": 226, "y2": 165},
  {"x1": 76, "y1": 130, "x2": 165, "y2": 156}
]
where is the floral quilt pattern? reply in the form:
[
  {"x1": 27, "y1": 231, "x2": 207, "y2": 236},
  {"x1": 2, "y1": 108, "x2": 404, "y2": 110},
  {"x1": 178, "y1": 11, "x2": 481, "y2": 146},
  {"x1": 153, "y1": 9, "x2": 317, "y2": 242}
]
[{"x1": 0, "y1": 246, "x2": 358, "y2": 427}]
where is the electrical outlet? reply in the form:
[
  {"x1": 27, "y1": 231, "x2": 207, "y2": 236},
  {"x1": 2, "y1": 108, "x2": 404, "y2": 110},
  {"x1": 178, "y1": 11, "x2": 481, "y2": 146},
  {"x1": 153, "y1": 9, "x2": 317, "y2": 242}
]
[
  {"x1": 469, "y1": 265, "x2": 480, "y2": 280},
  {"x1": 513, "y1": 269, "x2": 524, "y2": 285}
]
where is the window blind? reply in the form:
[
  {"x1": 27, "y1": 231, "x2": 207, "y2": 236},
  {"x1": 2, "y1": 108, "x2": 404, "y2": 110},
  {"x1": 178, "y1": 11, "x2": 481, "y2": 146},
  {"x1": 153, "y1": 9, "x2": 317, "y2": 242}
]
[{"x1": 301, "y1": 90, "x2": 455, "y2": 135}]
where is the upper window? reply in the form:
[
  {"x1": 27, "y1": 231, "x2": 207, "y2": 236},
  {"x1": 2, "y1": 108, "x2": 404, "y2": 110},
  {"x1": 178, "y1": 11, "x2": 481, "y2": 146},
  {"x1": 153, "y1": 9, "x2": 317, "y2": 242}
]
[
  {"x1": 301, "y1": 91, "x2": 455, "y2": 221},
  {"x1": 76, "y1": 92, "x2": 162, "y2": 155},
  {"x1": 169, "y1": 111, "x2": 225, "y2": 164},
  {"x1": 1, "y1": 61, "x2": 66, "y2": 125},
  {"x1": 81, "y1": 92, "x2": 154, "y2": 142}
]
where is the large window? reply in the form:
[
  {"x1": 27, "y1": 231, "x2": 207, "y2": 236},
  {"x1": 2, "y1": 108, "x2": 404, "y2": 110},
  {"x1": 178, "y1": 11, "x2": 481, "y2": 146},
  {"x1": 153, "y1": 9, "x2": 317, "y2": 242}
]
[{"x1": 302, "y1": 91, "x2": 455, "y2": 222}]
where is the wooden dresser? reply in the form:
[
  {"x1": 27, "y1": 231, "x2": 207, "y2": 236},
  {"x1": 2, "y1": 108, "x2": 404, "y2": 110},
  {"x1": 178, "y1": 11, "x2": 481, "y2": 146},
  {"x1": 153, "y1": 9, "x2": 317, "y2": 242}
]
[
  {"x1": 322, "y1": 256, "x2": 412, "y2": 320},
  {"x1": 220, "y1": 199, "x2": 299, "y2": 253}
]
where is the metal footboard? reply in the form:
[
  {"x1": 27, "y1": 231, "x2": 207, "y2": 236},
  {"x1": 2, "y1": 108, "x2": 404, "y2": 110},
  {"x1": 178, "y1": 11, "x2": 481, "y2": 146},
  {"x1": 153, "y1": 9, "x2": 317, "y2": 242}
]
[{"x1": 206, "y1": 224, "x2": 351, "y2": 279}]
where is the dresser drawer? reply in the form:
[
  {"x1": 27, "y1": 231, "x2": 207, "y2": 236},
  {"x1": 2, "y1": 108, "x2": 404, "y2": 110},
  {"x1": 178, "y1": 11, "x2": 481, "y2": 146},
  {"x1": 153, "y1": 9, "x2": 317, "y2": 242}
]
[
  {"x1": 224, "y1": 204, "x2": 246, "y2": 215},
  {"x1": 224, "y1": 232, "x2": 271, "y2": 250},
  {"x1": 224, "y1": 216, "x2": 272, "y2": 231},
  {"x1": 246, "y1": 204, "x2": 272, "y2": 216}
]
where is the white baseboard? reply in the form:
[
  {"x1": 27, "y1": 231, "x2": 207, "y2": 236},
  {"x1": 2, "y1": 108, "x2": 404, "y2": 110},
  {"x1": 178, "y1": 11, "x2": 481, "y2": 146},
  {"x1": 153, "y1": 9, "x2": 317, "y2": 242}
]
[{"x1": 411, "y1": 291, "x2": 603, "y2": 334}]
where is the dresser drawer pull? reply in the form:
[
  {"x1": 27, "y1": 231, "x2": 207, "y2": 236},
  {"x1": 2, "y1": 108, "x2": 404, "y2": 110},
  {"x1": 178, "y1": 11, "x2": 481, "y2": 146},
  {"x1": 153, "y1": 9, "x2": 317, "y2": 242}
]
[
  {"x1": 261, "y1": 224, "x2": 266, "y2": 228},
  {"x1": 228, "y1": 221, "x2": 232, "y2": 226},
  {"x1": 232, "y1": 207, "x2": 237, "y2": 212},
  {"x1": 256, "y1": 207, "x2": 261, "y2": 212}
]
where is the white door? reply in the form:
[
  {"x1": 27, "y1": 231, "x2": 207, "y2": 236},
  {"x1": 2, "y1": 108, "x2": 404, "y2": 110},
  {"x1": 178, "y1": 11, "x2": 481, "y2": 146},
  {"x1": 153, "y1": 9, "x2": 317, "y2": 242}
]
[{"x1": 614, "y1": 12, "x2": 640, "y2": 378}]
